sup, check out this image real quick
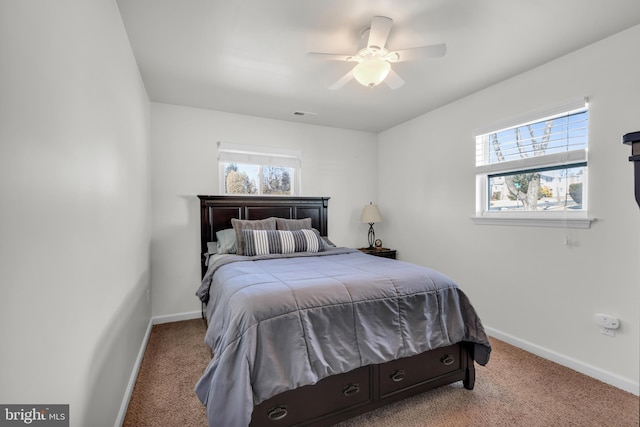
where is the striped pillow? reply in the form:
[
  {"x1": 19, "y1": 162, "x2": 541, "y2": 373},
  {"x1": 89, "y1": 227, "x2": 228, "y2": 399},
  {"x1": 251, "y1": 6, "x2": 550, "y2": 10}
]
[{"x1": 242, "y1": 229, "x2": 325, "y2": 256}]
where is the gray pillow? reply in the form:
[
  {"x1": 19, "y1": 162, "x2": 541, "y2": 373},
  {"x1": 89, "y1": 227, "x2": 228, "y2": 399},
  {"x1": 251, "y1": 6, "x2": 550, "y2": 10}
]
[
  {"x1": 231, "y1": 217, "x2": 277, "y2": 255},
  {"x1": 215, "y1": 228, "x2": 237, "y2": 254},
  {"x1": 275, "y1": 217, "x2": 312, "y2": 231}
]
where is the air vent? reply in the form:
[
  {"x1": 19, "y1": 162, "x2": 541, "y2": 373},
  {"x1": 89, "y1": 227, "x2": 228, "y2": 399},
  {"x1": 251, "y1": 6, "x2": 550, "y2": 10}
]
[{"x1": 293, "y1": 111, "x2": 318, "y2": 117}]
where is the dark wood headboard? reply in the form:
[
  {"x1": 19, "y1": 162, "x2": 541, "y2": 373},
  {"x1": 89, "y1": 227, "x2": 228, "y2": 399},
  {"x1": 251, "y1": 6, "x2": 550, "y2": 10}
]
[{"x1": 198, "y1": 195, "x2": 330, "y2": 277}]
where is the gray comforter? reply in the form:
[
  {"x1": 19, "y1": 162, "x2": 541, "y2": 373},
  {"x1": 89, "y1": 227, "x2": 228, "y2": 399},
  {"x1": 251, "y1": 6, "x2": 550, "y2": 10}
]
[{"x1": 195, "y1": 248, "x2": 491, "y2": 427}]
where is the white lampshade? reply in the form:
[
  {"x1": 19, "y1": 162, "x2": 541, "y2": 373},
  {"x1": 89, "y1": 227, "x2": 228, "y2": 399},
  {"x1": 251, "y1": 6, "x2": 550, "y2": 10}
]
[
  {"x1": 360, "y1": 202, "x2": 382, "y2": 223},
  {"x1": 353, "y1": 58, "x2": 391, "y2": 88}
]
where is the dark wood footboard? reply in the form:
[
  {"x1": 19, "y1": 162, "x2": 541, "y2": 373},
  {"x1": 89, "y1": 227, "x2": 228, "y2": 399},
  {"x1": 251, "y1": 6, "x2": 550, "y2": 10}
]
[{"x1": 251, "y1": 342, "x2": 475, "y2": 427}]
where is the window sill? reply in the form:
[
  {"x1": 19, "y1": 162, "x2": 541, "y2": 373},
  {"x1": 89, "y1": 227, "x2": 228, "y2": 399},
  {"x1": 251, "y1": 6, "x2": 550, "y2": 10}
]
[{"x1": 471, "y1": 216, "x2": 595, "y2": 229}]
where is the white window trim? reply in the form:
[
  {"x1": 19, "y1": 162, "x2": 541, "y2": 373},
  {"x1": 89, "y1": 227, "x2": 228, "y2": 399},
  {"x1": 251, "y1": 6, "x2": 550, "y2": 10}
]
[
  {"x1": 218, "y1": 142, "x2": 302, "y2": 195},
  {"x1": 471, "y1": 214, "x2": 595, "y2": 229},
  {"x1": 472, "y1": 97, "x2": 595, "y2": 229}
]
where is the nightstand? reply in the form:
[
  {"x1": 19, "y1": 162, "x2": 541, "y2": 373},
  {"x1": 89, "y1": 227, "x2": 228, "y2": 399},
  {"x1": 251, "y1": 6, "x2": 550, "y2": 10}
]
[{"x1": 358, "y1": 247, "x2": 397, "y2": 259}]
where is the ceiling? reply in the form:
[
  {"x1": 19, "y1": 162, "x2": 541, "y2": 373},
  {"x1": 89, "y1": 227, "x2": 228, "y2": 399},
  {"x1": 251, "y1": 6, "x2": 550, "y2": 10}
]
[{"x1": 117, "y1": 0, "x2": 640, "y2": 133}]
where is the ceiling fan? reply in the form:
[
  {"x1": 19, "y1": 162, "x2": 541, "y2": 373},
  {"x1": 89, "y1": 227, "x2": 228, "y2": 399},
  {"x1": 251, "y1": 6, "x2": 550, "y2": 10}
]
[{"x1": 308, "y1": 16, "x2": 446, "y2": 90}]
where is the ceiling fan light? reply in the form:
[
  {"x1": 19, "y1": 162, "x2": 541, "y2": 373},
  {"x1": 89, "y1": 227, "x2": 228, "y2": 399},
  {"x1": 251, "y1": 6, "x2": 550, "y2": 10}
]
[{"x1": 353, "y1": 58, "x2": 391, "y2": 88}]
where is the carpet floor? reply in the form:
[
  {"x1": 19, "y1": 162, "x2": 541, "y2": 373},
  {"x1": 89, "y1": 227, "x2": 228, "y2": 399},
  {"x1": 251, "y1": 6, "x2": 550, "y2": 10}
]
[{"x1": 123, "y1": 319, "x2": 639, "y2": 426}]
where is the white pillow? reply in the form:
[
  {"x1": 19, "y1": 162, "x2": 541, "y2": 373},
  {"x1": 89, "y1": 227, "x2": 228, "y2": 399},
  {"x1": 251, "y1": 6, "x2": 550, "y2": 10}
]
[{"x1": 216, "y1": 228, "x2": 237, "y2": 254}]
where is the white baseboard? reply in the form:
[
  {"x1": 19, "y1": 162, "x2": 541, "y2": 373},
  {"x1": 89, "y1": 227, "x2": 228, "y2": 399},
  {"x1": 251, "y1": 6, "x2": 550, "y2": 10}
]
[
  {"x1": 484, "y1": 326, "x2": 640, "y2": 396},
  {"x1": 114, "y1": 318, "x2": 153, "y2": 427},
  {"x1": 152, "y1": 310, "x2": 202, "y2": 325}
]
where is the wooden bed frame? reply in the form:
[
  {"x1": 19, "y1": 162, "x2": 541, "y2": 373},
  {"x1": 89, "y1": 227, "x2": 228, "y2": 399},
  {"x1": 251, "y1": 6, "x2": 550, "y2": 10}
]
[
  {"x1": 198, "y1": 195, "x2": 476, "y2": 427},
  {"x1": 199, "y1": 195, "x2": 330, "y2": 278}
]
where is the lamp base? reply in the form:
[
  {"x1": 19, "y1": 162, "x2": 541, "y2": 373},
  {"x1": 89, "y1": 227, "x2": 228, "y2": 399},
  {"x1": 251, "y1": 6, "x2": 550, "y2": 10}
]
[{"x1": 367, "y1": 223, "x2": 376, "y2": 249}]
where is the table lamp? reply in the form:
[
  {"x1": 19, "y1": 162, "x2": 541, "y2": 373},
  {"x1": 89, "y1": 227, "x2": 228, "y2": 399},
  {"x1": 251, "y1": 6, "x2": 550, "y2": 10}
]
[{"x1": 360, "y1": 202, "x2": 382, "y2": 249}]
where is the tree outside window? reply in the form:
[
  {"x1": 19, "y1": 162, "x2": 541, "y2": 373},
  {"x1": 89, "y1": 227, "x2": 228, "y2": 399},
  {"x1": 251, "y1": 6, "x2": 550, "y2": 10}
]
[{"x1": 223, "y1": 163, "x2": 293, "y2": 196}]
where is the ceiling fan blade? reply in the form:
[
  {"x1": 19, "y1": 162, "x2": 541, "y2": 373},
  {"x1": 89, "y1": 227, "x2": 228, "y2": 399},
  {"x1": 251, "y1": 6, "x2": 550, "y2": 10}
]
[
  {"x1": 307, "y1": 52, "x2": 356, "y2": 62},
  {"x1": 390, "y1": 44, "x2": 447, "y2": 62},
  {"x1": 368, "y1": 16, "x2": 393, "y2": 50},
  {"x1": 384, "y1": 69, "x2": 405, "y2": 90},
  {"x1": 329, "y1": 69, "x2": 354, "y2": 90}
]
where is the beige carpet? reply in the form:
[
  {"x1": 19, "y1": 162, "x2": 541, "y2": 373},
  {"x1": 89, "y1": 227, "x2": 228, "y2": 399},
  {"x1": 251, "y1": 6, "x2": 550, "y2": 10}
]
[{"x1": 124, "y1": 319, "x2": 639, "y2": 426}]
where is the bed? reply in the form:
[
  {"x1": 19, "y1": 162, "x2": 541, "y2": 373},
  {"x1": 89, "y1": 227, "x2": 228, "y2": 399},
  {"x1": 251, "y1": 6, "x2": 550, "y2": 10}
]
[{"x1": 195, "y1": 195, "x2": 491, "y2": 427}]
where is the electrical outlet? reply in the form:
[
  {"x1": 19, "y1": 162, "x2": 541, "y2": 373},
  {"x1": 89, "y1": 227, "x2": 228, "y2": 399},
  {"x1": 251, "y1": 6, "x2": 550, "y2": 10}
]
[
  {"x1": 594, "y1": 314, "x2": 620, "y2": 337},
  {"x1": 600, "y1": 327, "x2": 615, "y2": 337},
  {"x1": 594, "y1": 313, "x2": 620, "y2": 330}
]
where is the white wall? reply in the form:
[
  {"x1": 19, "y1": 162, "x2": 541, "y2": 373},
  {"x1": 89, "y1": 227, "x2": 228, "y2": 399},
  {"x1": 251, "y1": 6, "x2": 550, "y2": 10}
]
[
  {"x1": 150, "y1": 103, "x2": 378, "y2": 317},
  {"x1": 0, "y1": 1, "x2": 151, "y2": 426},
  {"x1": 379, "y1": 25, "x2": 640, "y2": 392}
]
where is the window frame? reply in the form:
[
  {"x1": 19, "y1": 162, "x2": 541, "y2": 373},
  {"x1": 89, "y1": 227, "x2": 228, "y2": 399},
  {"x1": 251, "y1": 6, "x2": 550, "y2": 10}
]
[
  {"x1": 472, "y1": 98, "x2": 595, "y2": 229},
  {"x1": 218, "y1": 142, "x2": 302, "y2": 196}
]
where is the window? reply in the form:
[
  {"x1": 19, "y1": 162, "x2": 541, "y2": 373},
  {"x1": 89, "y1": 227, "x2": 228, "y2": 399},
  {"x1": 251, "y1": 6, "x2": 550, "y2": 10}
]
[
  {"x1": 474, "y1": 98, "x2": 594, "y2": 228},
  {"x1": 218, "y1": 142, "x2": 301, "y2": 195}
]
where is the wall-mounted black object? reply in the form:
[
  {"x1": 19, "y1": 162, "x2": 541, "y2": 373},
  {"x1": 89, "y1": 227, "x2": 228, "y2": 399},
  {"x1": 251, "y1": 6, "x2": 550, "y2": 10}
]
[{"x1": 622, "y1": 131, "x2": 640, "y2": 208}]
